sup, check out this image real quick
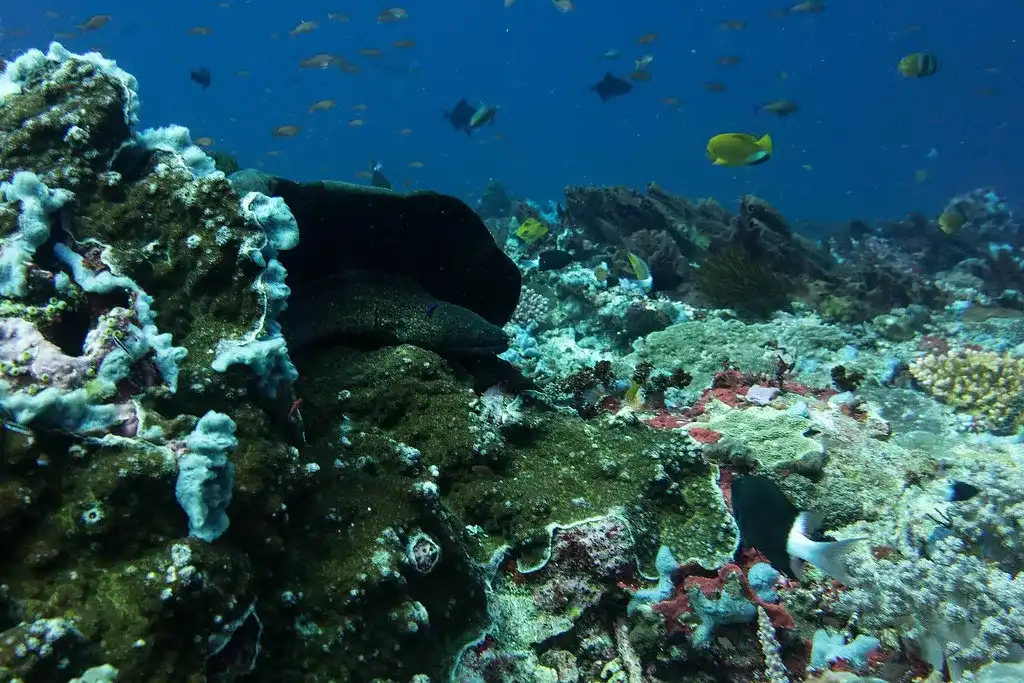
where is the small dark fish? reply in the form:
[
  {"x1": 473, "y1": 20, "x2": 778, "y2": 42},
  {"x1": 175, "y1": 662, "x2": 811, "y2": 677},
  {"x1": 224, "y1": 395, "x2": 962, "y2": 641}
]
[
  {"x1": 945, "y1": 480, "x2": 981, "y2": 502},
  {"x1": 190, "y1": 67, "x2": 212, "y2": 89},
  {"x1": 425, "y1": 302, "x2": 439, "y2": 317},
  {"x1": 732, "y1": 474, "x2": 864, "y2": 583},
  {"x1": 370, "y1": 161, "x2": 392, "y2": 190},
  {"x1": 538, "y1": 249, "x2": 576, "y2": 271},
  {"x1": 443, "y1": 97, "x2": 477, "y2": 134},
  {"x1": 591, "y1": 72, "x2": 633, "y2": 102}
]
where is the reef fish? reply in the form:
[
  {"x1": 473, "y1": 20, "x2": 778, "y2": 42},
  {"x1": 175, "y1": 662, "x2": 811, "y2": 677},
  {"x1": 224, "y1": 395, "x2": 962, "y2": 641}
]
[
  {"x1": 190, "y1": 67, "x2": 212, "y2": 89},
  {"x1": 706, "y1": 133, "x2": 773, "y2": 166},
  {"x1": 468, "y1": 103, "x2": 499, "y2": 132},
  {"x1": 937, "y1": 200, "x2": 972, "y2": 234},
  {"x1": 899, "y1": 52, "x2": 939, "y2": 78},
  {"x1": 516, "y1": 217, "x2": 549, "y2": 244},
  {"x1": 443, "y1": 97, "x2": 477, "y2": 134},
  {"x1": 944, "y1": 480, "x2": 980, "y2": 502},
  {"x1": 591, "y1": 72, "x2": 633, "y2": 102},
  {"x1": 756, "y1": 99, "x2": 799, "y2": 116},
  {"x1": 538, "y1": 249, "x2": 576, "y2": 271},
  {"x1": 370, "y1": 161, "x2": 392, "y2": 191},
  {"x1": 731, "y1": 475, "x2": 864, "y2": 583}
]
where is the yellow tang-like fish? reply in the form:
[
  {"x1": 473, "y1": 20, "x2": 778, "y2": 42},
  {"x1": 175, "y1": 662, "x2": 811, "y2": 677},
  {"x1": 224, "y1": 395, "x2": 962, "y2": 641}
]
[
  {"x1": 898, "y1": 53, "x2": 939, "y2": 78},
  {"x1": 516, "y1": 217, "x2": 549, "y2": 244},
  {"x1": 706, "y1": 133, "x2": 773, "y2": 167}
]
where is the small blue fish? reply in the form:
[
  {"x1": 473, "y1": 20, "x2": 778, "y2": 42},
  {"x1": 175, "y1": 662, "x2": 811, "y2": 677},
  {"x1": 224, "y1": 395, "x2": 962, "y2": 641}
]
[{"x1": 425, "y1": 302, "x2": 439, "y2": 317}]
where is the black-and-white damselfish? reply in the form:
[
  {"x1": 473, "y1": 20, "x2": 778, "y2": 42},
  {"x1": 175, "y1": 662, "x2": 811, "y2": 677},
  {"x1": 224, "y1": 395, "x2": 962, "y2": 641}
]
[{"x1": 732, "y1": 475, "x2": 864, "y2": 584}]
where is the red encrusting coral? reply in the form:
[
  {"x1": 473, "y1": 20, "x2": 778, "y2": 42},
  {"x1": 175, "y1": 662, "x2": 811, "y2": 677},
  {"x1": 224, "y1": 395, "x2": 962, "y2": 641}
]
[
  {"x1": 717, "y1": 467, "x2": 734, "y2": 512},
  {"x1": 687, "y1": 427, "x2": 722, "y2": 444},
  {"x1": 650, "y1": 559, "x2": 796, "y2": 634},
  {"x1": 646, "y1": 410, "x2": 687, "y2": 429}
]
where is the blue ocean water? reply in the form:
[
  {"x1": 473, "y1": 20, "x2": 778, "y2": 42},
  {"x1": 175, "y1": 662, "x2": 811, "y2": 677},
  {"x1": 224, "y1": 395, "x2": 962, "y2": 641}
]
[{"x1": 1, "y1": 0, "x2": 1021, "y2": 222}]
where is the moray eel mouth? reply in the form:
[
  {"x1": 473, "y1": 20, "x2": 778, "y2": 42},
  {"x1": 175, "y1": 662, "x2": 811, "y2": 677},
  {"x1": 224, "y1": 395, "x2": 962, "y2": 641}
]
[{"x1": 278, "y1": 275, "x2": 510, "y2": 358}]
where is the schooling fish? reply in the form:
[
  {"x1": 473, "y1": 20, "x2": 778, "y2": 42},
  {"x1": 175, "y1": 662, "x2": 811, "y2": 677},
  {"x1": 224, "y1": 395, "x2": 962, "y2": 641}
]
[
  {"x1": 591, "y1": 72, "x2": 633, "y2": 102},
  {"x1": 706, "y1": 133, "x2": 773, "y2": 167},
  {"x1": 732, "y1": 475, "x2": 864, "y2": 584}
]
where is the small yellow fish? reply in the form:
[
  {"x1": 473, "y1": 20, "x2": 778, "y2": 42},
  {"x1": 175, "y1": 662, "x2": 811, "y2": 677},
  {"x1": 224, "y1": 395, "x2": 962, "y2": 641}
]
[
  {"x1": 516, "y1": 217, "x2": 549, "y2": 244},
  {"x1": 299, "y1": 53, "x2": 336, "y2": 69},
  {"x1": 309, "y1": 99, "x2": 336, "y2": 112},
  {"x1": 378, "y1": 7, "x2": 409, "y2": 23},
  {"x1": 938, "y1": 201, "x2": 971, "y2": 234},
  {"x1": 78, "y1": 14, "x2": 112, "y2": 31},
  {"x1": 289, "y1": 20, "x2": 318, "y2": 37},
  {"x1": 627, "y1": 252, "x2": 652, "y2": 287},
  {"x1": 624, "y1": 381, "x2": 643, "y2": 407},
  {"x1": 914, "y1": 168, "x2": 929, "y2": 183},
  {"x1": 706, "y1": 133, "x2": 773, "y2": 166},
  {"x1": 898, "y1": 53, "x2": 939, "y2": 78}
]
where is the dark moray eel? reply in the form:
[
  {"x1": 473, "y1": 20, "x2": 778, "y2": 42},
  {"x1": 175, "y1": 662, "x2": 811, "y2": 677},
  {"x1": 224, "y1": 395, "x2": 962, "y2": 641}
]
[{"x1": 228, "y1": 170, "x2": 521, "y2": 356}]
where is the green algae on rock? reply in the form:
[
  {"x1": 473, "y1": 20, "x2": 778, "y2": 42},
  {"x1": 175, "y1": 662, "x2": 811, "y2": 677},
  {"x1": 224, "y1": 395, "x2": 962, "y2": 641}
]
[{"x1": 296, "y1": 344, "x2": 738, "y2": 571}]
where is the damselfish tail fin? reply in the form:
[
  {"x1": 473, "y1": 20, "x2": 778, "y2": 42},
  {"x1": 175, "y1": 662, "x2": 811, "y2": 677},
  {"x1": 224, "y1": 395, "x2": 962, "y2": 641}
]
[{"x1": 787, "y1": 512, "x2": 864, "y2": 585}]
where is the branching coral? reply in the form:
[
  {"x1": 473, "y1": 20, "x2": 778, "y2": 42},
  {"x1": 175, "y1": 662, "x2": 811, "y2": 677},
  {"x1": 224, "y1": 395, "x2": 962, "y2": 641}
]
[
  {"x1": 838, "y1": 453, "x2": 1024, "y2": 678},
  {"x1": 909, "y1": 348, "x2": 1024, "y2": 434},
  {"x1": 509, "y1": 287, "x2": 550, "y2": 329}
]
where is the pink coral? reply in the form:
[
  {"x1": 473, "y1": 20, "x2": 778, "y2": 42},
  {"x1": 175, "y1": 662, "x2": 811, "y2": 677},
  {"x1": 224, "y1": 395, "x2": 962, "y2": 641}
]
[{"x1": 0, "y1": 318, "x2": 97, "y2": 389}]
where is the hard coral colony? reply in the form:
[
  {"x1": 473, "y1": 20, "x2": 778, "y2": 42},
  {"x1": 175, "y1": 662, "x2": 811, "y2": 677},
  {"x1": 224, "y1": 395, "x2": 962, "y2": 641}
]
[{"x1": 0, "y1": 34, "x2": 1022, "y2": 683}]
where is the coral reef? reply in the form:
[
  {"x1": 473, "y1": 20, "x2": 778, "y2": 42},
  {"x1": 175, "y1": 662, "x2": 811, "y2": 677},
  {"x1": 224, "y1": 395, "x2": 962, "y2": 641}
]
[
  {"x1": 909, "y1": 347, "x2": 1024, "y2": 433},
  {"x1": 3, "y1": 40, "x2": 1024, "y2": 683}
]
